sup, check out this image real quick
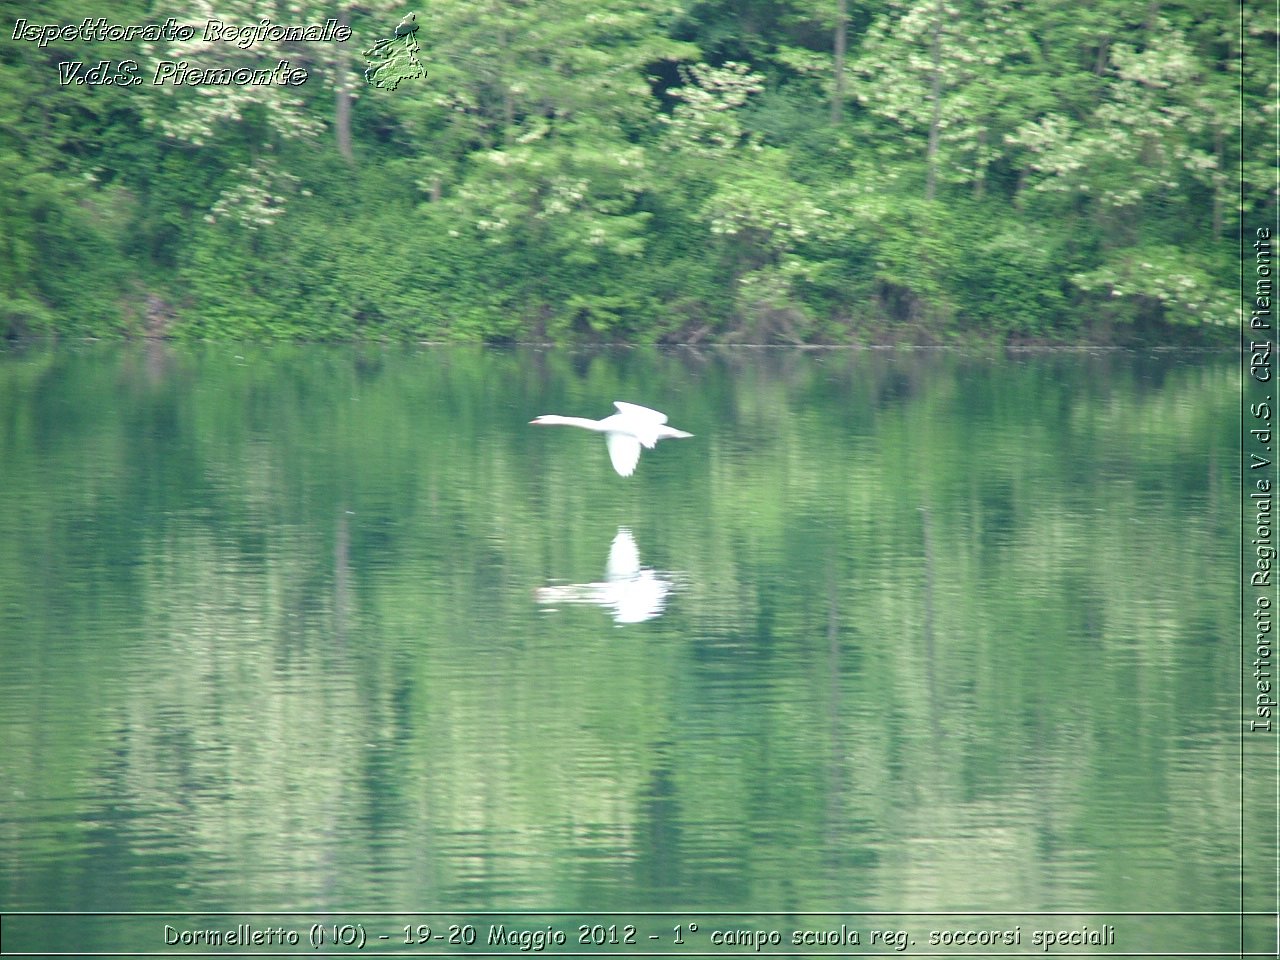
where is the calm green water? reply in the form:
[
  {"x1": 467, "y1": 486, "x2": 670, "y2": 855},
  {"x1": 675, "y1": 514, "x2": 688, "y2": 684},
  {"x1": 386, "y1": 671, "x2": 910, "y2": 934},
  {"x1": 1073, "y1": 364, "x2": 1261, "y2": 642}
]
[{"x1": 0, "y1": 344, "x2": 1249, "y2": 951}]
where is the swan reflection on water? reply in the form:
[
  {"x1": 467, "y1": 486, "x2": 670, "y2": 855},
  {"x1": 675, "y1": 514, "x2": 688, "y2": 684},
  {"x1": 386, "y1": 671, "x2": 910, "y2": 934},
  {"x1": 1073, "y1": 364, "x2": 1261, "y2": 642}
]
[{"x1": 536, "y1": 527, "x2": 675, "y2": 624}]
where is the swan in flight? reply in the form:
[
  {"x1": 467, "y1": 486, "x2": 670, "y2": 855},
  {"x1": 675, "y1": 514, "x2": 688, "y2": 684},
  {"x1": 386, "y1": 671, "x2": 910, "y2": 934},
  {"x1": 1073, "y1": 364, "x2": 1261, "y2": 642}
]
[{"x1": 529, "y1": 401, "x2": 693, "y2": 476}]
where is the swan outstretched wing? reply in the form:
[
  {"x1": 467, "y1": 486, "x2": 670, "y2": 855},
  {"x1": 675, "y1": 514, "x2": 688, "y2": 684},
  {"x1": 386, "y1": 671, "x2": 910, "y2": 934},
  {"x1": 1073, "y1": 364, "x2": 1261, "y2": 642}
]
[
  {"x1": 613, "y1": 401, "x2": 668, "y2": 424},
  {"x1": 606, "y1": 432, "x2": 643, "y2": 476},
  {"x1": 611, "y1": 402, "x2": 668, "y2": 448}
]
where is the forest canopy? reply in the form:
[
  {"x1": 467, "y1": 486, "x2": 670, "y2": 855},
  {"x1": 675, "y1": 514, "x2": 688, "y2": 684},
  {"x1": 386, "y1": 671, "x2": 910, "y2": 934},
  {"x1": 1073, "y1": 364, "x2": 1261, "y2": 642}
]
[{"x1": 1, "y1": 0, "x2": 1267, "y2": 343}]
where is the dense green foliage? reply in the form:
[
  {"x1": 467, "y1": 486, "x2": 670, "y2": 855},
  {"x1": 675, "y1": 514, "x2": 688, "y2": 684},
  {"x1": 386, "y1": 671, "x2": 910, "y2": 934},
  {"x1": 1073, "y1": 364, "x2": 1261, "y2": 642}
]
[{"x1": 1, "y1": 1, "x2": 1264, "y2": 342}]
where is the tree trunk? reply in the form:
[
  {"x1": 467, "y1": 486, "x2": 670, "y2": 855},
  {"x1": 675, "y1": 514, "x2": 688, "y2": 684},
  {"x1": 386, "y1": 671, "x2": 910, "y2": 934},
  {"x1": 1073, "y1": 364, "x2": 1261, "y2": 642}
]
[
  {"x1": 831, "y1": 0, "x2": 847, "y2": 124},
  {"x1": 924, "y1": 0, "x2": 943, "y2": 202},
  {"x1": 1212, "y1": 124, "x2": 1223, "y2": 237},
  {"x1": 973, "y1": 127, "x2": 986, "y2": 198},
  {"x1": 496, "y1": 0, "x2": 515, "y2": 147},
  {"x1": 1094, "y1": 37, "x2": 1110, "y2": 77},
  {"x1": 334, "y1": 7, "x2": 354, "y2": 163},
  {"x1": 335, "y1": 87, "x2": 353, "y2": 163},
  {"x1": 1142, "y1": 1, "x2": 1161, "y2": 32}
]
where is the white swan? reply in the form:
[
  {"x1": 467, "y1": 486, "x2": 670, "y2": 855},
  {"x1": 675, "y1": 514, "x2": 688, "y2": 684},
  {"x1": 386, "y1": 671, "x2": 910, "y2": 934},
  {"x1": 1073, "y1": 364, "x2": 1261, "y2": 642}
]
[{"x1": 529, "y1": 401, "x2": 693, "y2": 476}]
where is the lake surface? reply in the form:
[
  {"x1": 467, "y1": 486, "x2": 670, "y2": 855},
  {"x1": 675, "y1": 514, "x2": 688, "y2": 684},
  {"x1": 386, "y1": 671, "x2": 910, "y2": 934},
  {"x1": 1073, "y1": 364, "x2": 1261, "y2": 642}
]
[{"x1": 0, "y1": 343, "x2": 1261, "y2": 954}]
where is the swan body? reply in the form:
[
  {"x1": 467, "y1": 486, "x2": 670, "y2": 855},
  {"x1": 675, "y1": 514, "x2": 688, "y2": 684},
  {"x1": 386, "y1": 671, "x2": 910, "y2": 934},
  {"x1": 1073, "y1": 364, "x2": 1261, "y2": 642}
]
[{"x1": 530, "y1": 401, "x2": 692, "y2": 476}]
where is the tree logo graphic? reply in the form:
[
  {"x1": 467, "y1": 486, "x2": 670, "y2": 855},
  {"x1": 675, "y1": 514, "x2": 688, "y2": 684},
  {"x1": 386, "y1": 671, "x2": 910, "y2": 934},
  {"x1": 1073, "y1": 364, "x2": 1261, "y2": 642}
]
[{"x1": 363, "y1": 12, "x2": 426, "y2": 90}]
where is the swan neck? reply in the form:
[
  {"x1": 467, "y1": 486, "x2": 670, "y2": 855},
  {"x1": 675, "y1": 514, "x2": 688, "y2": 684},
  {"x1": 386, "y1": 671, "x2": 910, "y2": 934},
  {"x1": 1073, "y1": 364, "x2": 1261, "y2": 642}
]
[{"x1": 541, "y1": 415, "x2": 606, "y2": 431}]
